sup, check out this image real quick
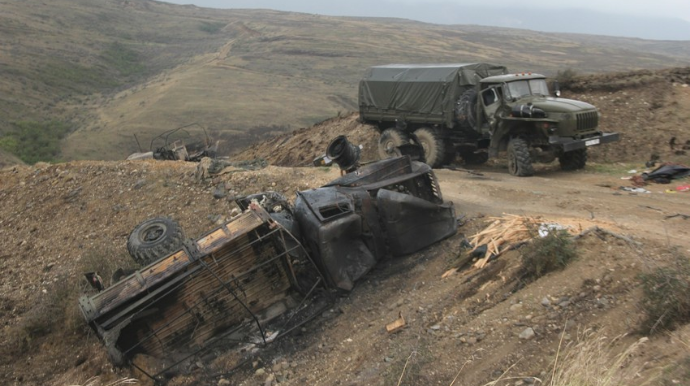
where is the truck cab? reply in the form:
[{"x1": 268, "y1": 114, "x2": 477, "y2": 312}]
[{"x1": 475, "y1": 73, "x2": 619, "y2": 175}]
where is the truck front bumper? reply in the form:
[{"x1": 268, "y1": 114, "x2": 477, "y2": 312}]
[{"x1": 549, "y1": 132, "x2": 620, "y2": 152}]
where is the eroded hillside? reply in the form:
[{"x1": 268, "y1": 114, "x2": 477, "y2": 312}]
[{"x1": 1, "y1": 102, "x2": 689, "y2": 385}]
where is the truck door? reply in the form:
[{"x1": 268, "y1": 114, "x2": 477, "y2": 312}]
[{"x1": 480, "y1": 86, "x2": 502, "y2": 131}]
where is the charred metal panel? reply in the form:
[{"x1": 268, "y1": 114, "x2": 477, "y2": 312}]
[
  {"x1": 294, "y1": 189, "x2": 378, "y2": 291},
  {"x1": 376, "y1": 189, "x2": 456, "y2": 256}
]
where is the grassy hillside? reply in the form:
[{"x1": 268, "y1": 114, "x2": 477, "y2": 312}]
[
  {"x1": 2, "y1": 1, "x2": 690, "y2": 162},
  {"x1": 0, "y1": 0, "x2": 235, "y2": 162}
]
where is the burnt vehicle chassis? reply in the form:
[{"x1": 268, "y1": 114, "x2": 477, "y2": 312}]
[{"x1": 79, "y1": 156, "x2": 456, "y2": 383}]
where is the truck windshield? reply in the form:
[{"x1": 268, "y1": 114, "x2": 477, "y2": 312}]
[{"x1": 505, "y1": 79, "x2": 549, "y2": 99}]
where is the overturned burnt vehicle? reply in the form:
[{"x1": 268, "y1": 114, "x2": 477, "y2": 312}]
[
  {"x1": 78, "y1": 154, "x2": 457, "y2": 382},
  {"x1": 127, "y1": 123, "x2": 219, "y2": 162}
]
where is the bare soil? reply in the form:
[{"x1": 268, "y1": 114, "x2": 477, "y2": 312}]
[{"x1": 1, "y1": 68, "x2": 690, "y2": 386}]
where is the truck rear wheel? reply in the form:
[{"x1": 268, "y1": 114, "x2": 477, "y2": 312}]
[
  {"x1": 378, "y1": 128, "x2": 409, "y2": 160},
  {"x1": 414, "y1": 127, "x2": 446, "y2": 168},
  {"x1": 507, "y1": 138, "x2": 534, "y2": 176},
  {"x1": 127, "y1": 217, "x2": 185, "y2": 266},
  {"x1": 559, "y1": 148, "x2": 587, "y2": 171}
]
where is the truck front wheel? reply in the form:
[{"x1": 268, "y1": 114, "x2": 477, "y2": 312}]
[
  {"x1": 378, "y1": 128, "x2": 409, "y2": 160},
  {"x1": 507, "y1": 138, "x2": 534, "y2": 176},
  {"x1": 127, "y1": 217, "x2": 185, "y2": 266},
  {"x1": 414, "y1": 127, "x2": 446, "y2": 168},
  {"x1": 559, "y1": 148, "x2": 587, "y2": 171}
]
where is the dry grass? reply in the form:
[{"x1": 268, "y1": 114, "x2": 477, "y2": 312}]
[
  {"x1": 68, "y1": 377, "x2": 138, "y2": 386},
  {"x1": 547, "y1": 330, "x2": 653, "y2": 386}
]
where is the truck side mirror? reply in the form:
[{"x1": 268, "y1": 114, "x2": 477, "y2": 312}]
[{"x1": 553, "y1": 80, "x2": 561, "y2": 97}]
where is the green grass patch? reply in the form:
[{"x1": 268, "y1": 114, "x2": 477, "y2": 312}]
[
  {"x1": 0, "y1": 120, "x2": 72, "y2": 164},
  {"x1": 198, "y1": 21, "x2": 226, "y2": 34},
  {"x1": 587, "y1": 162, "x2": 639, "y2": 176},
  {"x1": 520, "y1": 230, "x2": 578, "y2": 281},
  {"x1": 102, "y1": 41, "x2": 146, "y2": 78}
]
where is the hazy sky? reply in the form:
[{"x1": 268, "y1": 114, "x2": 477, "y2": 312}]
[{"x1": 162, "y1": 0, "x2": 690, "y2": 40}]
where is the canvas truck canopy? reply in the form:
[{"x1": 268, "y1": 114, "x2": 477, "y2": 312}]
[{"x1": 359, "y1": 63, "x2": 507, "y2": 126}]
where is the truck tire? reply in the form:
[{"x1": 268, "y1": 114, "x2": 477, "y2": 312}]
[
  {"x1": 559, "y1": 148, "x2": 587, "y2": 171},
  {"x1": 127, "y1": 217, "x2": 185, "y2": 266},
  {"x1": 378, "y1": 128, "x2": 409, "y2": 160},
  {"x1": 507, "y1": 138, "x2": 534, "y2": 176},
  {"x1": 457, "y1": 89, "x2": 478, "y2": 130},
  {"x1": 414, "y1": 127, "x2": 446, "y2": 168},
  {"x1": 462, "y1": 151, "x2": 489, "y2": 165}
]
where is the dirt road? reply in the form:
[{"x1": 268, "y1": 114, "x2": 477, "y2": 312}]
[{"x1": 438, "y1": 165, "x2": 690, "y2": 250}]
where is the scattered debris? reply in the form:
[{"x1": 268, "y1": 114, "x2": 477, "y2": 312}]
[
  {"x1": 538, "y1": 223, "x2": 568, "y2": 238},
  {"x1": 386, "y1": 312, "x2": 406, "y2": 333},
  {"x1": 642, "y1": 163, "x2": 690, "y2": 184},
  {"x1": 619, "y1": 187, "x2": 651, "y2": 194},
  {"x1": 468, "y1": 215, "x2": 538, "y2": 269},
  {"x1": 127, "y1": 123, "x2": 218, "y2": 162}
]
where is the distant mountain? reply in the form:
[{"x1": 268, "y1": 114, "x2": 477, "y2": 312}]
[
  {"x1": 168, "y1": 1, "x2": 690, "y2": 41},
  {"x1": 2, "y1": 0, "x2": 690, "y2": 163}
]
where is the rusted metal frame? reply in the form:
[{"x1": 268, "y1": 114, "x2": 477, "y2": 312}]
[
  {"x1": 148, "y1": 234, "x2": 316, "y2": 382},
  {"x1": 275, "y1": 223, "x2": 330, "y2": 293},
  {"x1": 99, "y1": 262, "x2": 205, "y2": 330},
  {"x1": 146, "y1": 323, "x2": 265, "y2": 384},
  {"x1": 126, "y1": 226, "x2": 291, "y2": 355},
  {"x1": 276, "y1": 277, "x2": 323, "y2": 335},
  {"x1": 99, "y1": 228, "x2": 271, "y2": 329},
  {"x1": 204, "y1": 283, "x2": 334, "y2": 383},
  {"x1": 119, "y1": 229, "x2": 293, "y2": 355}
]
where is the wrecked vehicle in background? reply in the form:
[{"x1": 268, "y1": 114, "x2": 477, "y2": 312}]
[
  {"x1": 79, "y1": 153, "x2": 457, "y2": 383},
  {"x1": 127, "y1": 123, "x2": 219, "y2": 162}
]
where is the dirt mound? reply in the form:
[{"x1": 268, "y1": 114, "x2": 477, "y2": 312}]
[
  {"x1": 231, "y1": 113, "x2": 380, "y2": 166},
  {"x1": 566, "y1": 67, "x2": 690, "y2": 164}
]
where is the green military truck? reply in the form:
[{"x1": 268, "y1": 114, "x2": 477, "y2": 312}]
[{"x1": 358, "y1": 63, "x2": 619, "y2": 176}]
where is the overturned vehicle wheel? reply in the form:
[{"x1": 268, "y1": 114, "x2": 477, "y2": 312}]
[{"x1": 127, "y1": 217, "x2": 185, "y2": 266}]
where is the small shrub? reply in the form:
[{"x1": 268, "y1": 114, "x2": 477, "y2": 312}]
[
  {"x1": 0, "y1": 120, "x2": 72, "y2": 164},
  {"x1": 520, "y1": 230, "x2": 578, "y2": 281},
  {"x1": 198, "y1": 21, "x2": 225, "y2": 34},
  {"x1": 639, "y1": 254, "x2": 690, "y2": 334}
]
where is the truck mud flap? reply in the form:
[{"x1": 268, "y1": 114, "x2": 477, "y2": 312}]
[
  {"x1": 376, "y1": 189, "x2": 457, "y2": 256},
  {"x1": 550, "y1": 132, "x2": 620, "y2": 152}
]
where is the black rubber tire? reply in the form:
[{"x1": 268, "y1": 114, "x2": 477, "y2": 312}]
[
  {"x1": 456, "y1": 89, "x2": 478, "y2": 130},
  {"x1": 559, "y1": 148, "x2": 588, "y2": 171},
  {"x1": 507, "y1": 138, "x2": 534, "y2": 176},
  {"x1": 378, "y1": 128, "x2": 409, "y2": 160},
  {"x1": 413, "y1": 127, "x2": 447, "y2": 168},
  {"x1": 127, "y1": 217, "x2": 185, "y2": 266},
  {"x1": 462, "y1": 151, "x2": 489, "y2": 165}
]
